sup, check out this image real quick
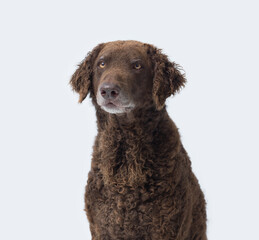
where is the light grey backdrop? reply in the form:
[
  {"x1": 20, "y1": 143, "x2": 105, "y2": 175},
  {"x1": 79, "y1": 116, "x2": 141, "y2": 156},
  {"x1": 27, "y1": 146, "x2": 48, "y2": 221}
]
[{"x1": 0, "y1": 0, "x2": 258, "y2": 239}]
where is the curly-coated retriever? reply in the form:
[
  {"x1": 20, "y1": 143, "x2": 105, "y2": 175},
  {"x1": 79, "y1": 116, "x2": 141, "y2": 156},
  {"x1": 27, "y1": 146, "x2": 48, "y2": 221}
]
[{"x1": 70, "y1": 40, "x2": 207, "y2": 240}]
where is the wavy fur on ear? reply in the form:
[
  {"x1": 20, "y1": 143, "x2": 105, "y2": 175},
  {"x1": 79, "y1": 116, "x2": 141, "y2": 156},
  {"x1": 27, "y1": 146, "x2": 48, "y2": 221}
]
[
  {"x1": 70, "y1": 44, "x2": 104, "y2": 103},
  {"x1": 145, "y1": 44, "x2": 187, "y2": 110}
]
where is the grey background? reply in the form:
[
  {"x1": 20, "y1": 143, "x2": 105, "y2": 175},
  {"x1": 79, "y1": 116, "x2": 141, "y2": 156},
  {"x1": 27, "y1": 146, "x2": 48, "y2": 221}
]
[{"x1": 0, "y1": 0, "x2": 258, "y2": 239}]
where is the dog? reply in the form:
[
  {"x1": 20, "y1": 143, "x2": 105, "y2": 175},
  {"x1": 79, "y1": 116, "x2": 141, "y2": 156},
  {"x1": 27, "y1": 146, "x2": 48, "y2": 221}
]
[{"x1": 70, "y1": 40, "x2": 207, "y2": 240}]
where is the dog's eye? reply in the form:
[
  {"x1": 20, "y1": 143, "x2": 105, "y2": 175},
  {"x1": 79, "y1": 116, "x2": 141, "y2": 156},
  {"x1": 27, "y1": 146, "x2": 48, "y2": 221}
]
[
  {"x1": 99, "y1": 61, "x2": 106, "y2": 68},
  {"x1": 134, "y1": 63, "x2": 142, "y2": 70}
]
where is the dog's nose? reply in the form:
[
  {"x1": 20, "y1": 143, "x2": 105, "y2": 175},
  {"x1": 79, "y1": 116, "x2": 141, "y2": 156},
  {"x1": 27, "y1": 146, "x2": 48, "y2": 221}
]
[{"x1": 100, "y1": 83, "x2": 120, "y2": 100}]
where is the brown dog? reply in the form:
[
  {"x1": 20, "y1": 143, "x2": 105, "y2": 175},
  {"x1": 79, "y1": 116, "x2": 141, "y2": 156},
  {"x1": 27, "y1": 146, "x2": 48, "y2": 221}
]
[{"x1": 70, "y1": 40, "x2": 207, "y2": 240}]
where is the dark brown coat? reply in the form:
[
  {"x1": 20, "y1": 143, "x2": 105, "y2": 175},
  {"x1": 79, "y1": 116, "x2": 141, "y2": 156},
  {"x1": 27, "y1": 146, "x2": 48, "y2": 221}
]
[{"x1": 70, "y1": 40, "x2": 207, "y2": 240}]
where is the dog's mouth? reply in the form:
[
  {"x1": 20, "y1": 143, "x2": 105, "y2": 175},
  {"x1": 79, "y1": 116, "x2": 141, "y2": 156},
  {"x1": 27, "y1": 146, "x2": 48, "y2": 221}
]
[
  {"x1": 96, "y1": 89, "x2": 135, "y2": 114},
  {"x1": 98, "y1": 99, "x2": 135, "y2": 114},
  {"x1": 105, "y1": 102, "x2": 117, "y2": 108}
]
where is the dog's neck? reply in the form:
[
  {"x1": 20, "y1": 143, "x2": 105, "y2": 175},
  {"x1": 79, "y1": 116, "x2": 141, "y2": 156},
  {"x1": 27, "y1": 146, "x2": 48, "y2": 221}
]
[
  {"x1": 107, "y1": 106, "x2": 164, "y2": 130},
  {"x1": 94, "y1": 106, "x2": 181, "y2": 187}
]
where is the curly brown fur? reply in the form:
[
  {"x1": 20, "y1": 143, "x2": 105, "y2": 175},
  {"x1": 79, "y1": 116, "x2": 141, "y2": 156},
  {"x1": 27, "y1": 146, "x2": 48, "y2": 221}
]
[{"x1": 70, "y1": 40, "x2": 207, "y2": 240}]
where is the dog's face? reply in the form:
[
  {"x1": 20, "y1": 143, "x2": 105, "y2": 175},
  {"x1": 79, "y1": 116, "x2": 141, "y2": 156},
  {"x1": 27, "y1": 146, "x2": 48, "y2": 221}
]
[
  {"x1": 93, "y1": 41, "x2": 154, "y2": 114},
  {"x1": 70, "y1": 40, "x2": 186, "y2": 114}
]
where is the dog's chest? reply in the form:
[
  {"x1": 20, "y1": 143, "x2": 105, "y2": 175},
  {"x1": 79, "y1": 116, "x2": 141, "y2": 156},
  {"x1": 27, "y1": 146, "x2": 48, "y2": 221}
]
[{"x1": 86, "y1": 178, "x2": 160, "y2": 236}]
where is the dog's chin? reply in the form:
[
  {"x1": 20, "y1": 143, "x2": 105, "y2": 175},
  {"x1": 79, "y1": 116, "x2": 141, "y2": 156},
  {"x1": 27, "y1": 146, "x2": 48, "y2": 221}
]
[{"x1": 99, "y1": 102, "x2": 135, "y2": 114}]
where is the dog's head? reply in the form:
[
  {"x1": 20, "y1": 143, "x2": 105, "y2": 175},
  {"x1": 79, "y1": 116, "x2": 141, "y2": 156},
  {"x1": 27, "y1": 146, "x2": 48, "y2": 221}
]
[{"x1": 70, "y1": 40, "x2": 186, "y2": 113}]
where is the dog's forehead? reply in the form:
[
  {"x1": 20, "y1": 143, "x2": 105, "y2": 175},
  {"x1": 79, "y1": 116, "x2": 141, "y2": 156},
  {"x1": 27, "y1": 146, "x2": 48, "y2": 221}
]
[{"x1": 97, "y1": 41, "x2": 148, "y2": 60}]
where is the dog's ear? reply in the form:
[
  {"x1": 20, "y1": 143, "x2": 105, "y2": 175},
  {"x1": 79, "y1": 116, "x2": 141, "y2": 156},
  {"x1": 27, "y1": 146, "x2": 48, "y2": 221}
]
[
  {"x1": 146, "y1": 44, "x2": 186, "y2": 110},
  {"x1": 70, "y1": 43, "x2": 104, "y2": 103}
]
